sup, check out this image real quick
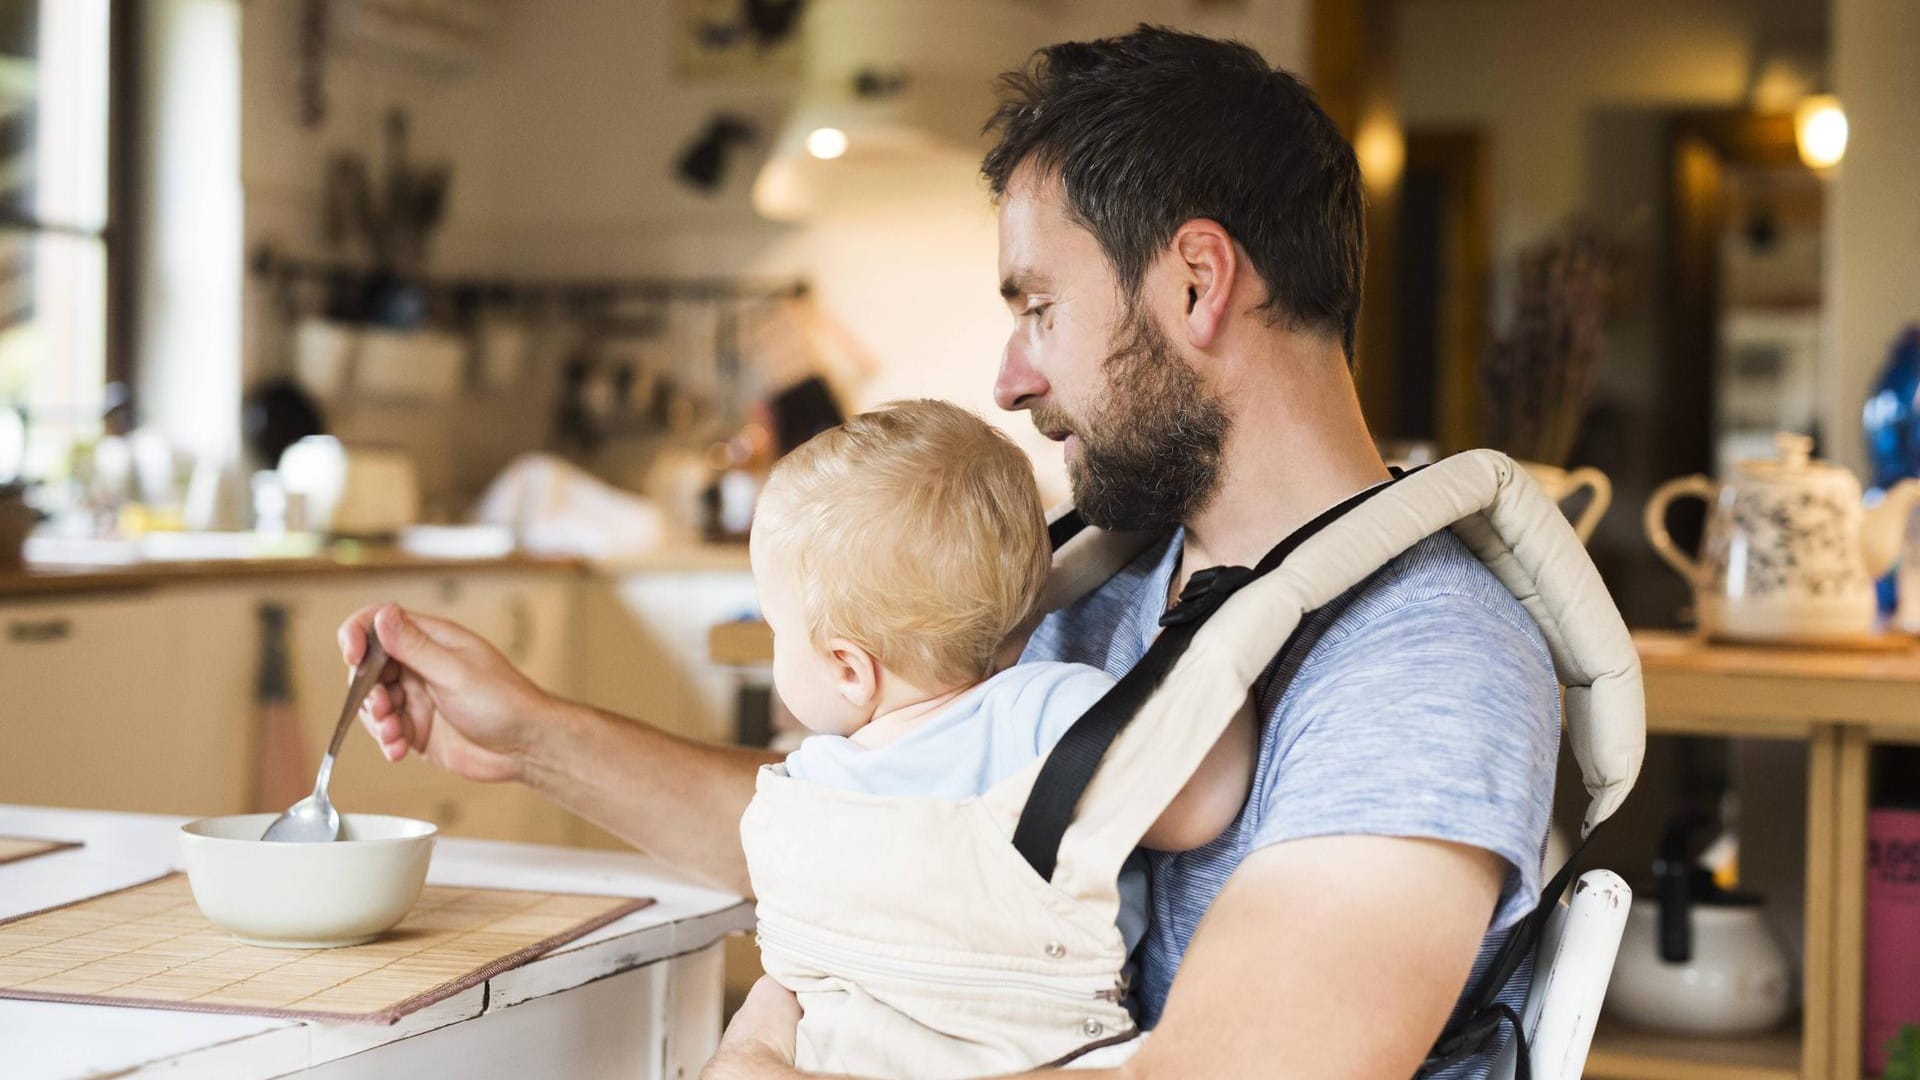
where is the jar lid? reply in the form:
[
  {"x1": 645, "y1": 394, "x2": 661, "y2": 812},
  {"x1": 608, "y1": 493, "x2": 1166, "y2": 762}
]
[{"x1": 1734, "y1": 432, "x2": 1851, "y2": 483}]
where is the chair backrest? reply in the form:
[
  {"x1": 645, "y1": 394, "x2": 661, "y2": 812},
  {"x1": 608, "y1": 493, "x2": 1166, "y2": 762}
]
[{"x1": 1489, "y1": 869, "x2": 1633, "y2": 1080}]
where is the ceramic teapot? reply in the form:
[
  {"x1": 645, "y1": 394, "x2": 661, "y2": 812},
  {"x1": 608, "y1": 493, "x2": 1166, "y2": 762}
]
[
  {"x1": 1644, "y1": 433, "x2": 1920, "y2": 642},
  {"x1": 1607, "y1": 818, "x2": 1792, "y2": 1036}
]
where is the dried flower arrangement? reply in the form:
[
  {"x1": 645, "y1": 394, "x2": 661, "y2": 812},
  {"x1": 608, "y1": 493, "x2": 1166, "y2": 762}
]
[{"x1": 1480, "y1": 223, "x2": 1617, "y2": 467}]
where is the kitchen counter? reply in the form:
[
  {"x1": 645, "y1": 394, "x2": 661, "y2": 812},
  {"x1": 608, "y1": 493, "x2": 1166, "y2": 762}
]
[
  {"x1": 0, "y1": 538, "x2": 752, "y2": 600},
  {"x1": 0, "y1": 546, "x2": 585, "y2": 600},
  {"x1": 0, "y1": 805, "x2": 753, "y2": 1080}
]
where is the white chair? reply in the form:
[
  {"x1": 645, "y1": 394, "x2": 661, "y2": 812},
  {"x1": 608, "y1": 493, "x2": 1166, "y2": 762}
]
[{"x1": 1489, "y1": 869, "x2": 1633, "y2": 1080}]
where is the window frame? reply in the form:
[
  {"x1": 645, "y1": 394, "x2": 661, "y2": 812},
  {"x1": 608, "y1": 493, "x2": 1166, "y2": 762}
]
[
  {"x1": 105, "y1": 0, "x2": 134, "y2": 394},
  {"x1": 0, "y1": 0, "x2": 134, "y2": 406}
]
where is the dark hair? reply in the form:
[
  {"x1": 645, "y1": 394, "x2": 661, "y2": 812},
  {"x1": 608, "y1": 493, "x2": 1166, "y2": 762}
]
[{"x1": 982, "y1": 25, "x2": 1365, "y2": 360}]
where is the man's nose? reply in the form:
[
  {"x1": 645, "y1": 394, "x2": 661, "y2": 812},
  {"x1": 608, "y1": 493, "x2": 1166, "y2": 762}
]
[{"x1": 994, "y1": 340, "x2": 1048, "y2": 412}]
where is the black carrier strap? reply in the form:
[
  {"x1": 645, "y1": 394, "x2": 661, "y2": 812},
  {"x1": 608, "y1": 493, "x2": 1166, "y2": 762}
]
[
  {"x1": 1011, "y1": 473, "x2": 1408, "y2": 883},
  {"x1": 1047, "y1": 508, "x2": 1090, "y2": 553},
  {"x1": 1415, "y1": 827, "x2": 1600, "y2": 1080}
]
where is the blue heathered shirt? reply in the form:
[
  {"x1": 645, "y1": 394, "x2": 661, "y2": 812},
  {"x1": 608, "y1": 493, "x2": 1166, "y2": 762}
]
[{"x1": 1021, "y1": 526, "x2": 1561, "y2": 1078}]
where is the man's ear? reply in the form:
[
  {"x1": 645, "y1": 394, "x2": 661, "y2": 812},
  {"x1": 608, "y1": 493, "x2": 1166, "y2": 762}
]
[
  {"x1": 827, "y1": 637, "x2": 880, "y2": 711},
  {"x1": 1172, "y1": 219, "x2": 1238, "y2": 350}
]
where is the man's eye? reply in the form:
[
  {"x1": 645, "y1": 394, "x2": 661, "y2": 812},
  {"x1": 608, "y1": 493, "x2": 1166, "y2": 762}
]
[{"x1": 1023, "y1": 304, "x2": 1051, "y2": 321}]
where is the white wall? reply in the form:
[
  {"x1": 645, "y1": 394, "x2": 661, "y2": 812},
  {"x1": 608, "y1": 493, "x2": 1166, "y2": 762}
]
[
  {"x1": 1825, "y1": 0, "x2": 1920, "y2": 478},
  {"x1": 235, "y1": 0, "x2": 1312, "y2": 504}
]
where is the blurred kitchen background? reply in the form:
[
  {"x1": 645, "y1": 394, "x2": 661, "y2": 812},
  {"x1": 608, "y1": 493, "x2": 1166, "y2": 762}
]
[{"x1": 4, "y1": 1, "x2": 1920, "y2": 1074}]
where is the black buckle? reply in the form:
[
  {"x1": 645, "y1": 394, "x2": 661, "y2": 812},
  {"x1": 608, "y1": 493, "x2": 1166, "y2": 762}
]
[{"x1": 1159, "y1": 564, "x2": 1257, "y2": 628}]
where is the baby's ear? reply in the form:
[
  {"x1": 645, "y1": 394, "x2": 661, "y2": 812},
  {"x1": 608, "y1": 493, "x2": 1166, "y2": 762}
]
[{"x1": 827, "y1": 638, "x2": 880, "y2": 709}]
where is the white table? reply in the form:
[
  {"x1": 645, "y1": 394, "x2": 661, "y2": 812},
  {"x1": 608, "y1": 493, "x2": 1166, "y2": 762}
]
[{"x1": 0, "y1": 805, "x2": 754, "y2": 1079}]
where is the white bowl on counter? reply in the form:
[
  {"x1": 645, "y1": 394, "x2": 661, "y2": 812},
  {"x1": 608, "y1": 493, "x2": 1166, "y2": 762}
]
[{"x1": 178, "y1": 813, "x2": 436, "y2": 949}]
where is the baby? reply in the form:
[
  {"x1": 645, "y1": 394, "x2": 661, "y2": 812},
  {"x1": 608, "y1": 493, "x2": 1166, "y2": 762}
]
[{"x1": 742, "y1": 399, "x2": 1254, "y2": 1071}]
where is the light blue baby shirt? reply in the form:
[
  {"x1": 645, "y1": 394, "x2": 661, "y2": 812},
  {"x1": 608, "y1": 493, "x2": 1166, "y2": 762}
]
[{"x1": 782, "y1": 661, "x2": 1150, "y2": 955}]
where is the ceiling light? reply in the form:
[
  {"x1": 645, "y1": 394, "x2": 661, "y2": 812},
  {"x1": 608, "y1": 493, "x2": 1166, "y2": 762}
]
[
  {"x1": 805, "y1": 126, "x2": 848, "y2": 160},
  {"x1": 1795, "y1": 95, "x2": 1847, "y2": 171},
  {"x1": 749, "y1": 0, "x2": 1051, "y2": 223}
]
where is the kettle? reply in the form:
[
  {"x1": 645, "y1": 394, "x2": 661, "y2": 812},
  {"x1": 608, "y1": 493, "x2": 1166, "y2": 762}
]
[
  {"x1": 1644, "y1": 432, "x2": 1920, "y2": 642},
  {"x1": 1607, "y1": 817, "x2": 1792, "y2": 1036}
]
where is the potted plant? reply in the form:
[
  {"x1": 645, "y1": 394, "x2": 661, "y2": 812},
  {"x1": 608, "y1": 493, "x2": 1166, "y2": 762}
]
[{"x1": 1888, "y1": 1025, "x2": 1920, "y2": 1080}]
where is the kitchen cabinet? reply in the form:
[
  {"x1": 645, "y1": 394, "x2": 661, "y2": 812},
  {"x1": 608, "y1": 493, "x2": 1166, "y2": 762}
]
[
  {"x1": 0, "y1": 593, "x2": 197, "y2": 813},
  {"x1": 0, "y1": 568, "x2": 582, "y2": 844},
  {"x1": 1, "y1": 552, "x2": 759, "y2": 850},
  {"x1": 576, "y1": 570, "x2": 759, "y2": 745},
  {"x1": 272, "y1": 572, "x2": 580, "y2": 845}
]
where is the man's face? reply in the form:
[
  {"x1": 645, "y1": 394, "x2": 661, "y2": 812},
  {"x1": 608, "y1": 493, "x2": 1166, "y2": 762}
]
[{"x1": 994, "y1": 171, "x2": 1229, "y2": 532}]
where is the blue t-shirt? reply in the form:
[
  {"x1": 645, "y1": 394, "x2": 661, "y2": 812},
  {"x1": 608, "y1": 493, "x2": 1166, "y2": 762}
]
[
  {"x1": 1022, "y1": 527, "x2": 1561, "y2": 1078},
  {"x1": 783, "y1": 661, "x2": 1152, "y2": 955}
]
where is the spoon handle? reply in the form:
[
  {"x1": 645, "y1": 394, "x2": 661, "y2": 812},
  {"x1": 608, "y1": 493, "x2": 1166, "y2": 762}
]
[{"x1": 322, "y1": 632, "x2": 390, "y2": 779}]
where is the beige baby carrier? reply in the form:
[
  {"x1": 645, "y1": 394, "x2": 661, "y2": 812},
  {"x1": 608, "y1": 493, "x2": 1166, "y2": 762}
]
[{"x1": 740, "y1": 450, "x2": 1646, "y2": 1079}]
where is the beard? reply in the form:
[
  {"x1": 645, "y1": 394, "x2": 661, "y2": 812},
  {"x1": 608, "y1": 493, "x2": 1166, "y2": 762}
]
[{"x1": 1031, "y1": 304, "x2": 1231, "y2": 533}]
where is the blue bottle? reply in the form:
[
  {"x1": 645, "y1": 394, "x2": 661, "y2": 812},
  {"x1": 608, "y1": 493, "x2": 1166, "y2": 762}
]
[{"x1": 1863, "y1": 326, "x2": 1920, "y2": 613}]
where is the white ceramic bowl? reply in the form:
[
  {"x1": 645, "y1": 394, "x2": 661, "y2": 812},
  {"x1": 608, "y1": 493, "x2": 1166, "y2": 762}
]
[{"x1": 179, "y1": 813, "x2": 436, "y2": 949}]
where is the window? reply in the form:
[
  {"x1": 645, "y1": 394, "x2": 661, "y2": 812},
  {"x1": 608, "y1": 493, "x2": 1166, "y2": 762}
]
[{"x1": 0, "y1": 0, "x2": 114, "y2": 484}]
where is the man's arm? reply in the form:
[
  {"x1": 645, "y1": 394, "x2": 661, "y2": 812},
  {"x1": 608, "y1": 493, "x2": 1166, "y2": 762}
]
[
  {"x1": 529, "y1": 701, "x2": 777, "y2": 895},
  {"x1": 704, "y1": 832, "x2": 1504, "y2": 1079},
  {"x1": 1103, "y1": 834, "x2": 1503, "y2": 1078},
  {"x1": 340, "y1": 604, "x2": 777, "y2": 895}
]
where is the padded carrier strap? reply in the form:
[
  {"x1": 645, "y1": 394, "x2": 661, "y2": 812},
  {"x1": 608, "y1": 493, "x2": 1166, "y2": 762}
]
[
  {"x1": 1022, "y1": 463, "x2": 1603, "y2": 1079},
  {"x1": 1012, "y1": 473, "x2": 1406, "y2": 882}
]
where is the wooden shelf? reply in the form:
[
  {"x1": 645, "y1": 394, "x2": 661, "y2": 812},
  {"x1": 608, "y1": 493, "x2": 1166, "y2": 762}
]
[
  {"x1": 1635, "y1": 630, "x2": 1920, "y2": 738},
  {"x1": 1584, "y1": 1016, "x2": 1803, "y2": 1080}
]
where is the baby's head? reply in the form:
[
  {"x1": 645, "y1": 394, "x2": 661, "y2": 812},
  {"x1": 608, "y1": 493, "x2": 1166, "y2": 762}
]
[{"x1": 750, "y1": 400, "x2": 1051, "y2": 737}]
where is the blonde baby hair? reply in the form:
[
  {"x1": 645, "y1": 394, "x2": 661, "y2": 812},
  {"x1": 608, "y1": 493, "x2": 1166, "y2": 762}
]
[{"x1": 753, "y1": 399, "x2": 1051, "y2": 689}]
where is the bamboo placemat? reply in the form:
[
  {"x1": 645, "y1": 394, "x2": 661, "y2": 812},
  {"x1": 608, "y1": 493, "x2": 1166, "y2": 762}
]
[
  {"x1": 0, "y1": 837, "x2": 79, "y2": 867},
  {"x1": 0, "y1": 873, "x2": 653, "y2": 1024}
]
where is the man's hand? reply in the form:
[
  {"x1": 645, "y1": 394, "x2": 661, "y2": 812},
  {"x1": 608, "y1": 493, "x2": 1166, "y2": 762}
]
[
  {"x1": 339, "y1": 603, "x2": 555, "y2": 784},
  {"x1": 341, "y1": 601, "x2": 775, "y2": 894},
  {"x1": 702, "y1": 977, "x2": 805, "y2": 1080}
]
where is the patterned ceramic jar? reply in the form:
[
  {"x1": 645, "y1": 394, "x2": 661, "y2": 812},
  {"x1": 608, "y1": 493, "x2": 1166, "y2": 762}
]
[{"x1": 1644, "y1": 433, "x2": 1919, "y2": 642}]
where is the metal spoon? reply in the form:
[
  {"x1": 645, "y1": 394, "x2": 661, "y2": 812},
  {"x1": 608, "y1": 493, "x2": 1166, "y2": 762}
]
[{"x1": 261, "y1": 631, "x2": 389, "y2": 842}]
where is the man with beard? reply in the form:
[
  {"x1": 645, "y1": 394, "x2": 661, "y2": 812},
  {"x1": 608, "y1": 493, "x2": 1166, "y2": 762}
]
[{"x1": 339, "y1": 27, "x2": 1558, "y2": 1079}]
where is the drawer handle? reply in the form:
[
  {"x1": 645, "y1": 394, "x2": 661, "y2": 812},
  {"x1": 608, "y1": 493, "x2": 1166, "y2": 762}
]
[
  {"x1": 507, "y1": 596, "x2": 532, "y2": 663},
  {"x1": 7, "y1": 618, "x2": 72, "y2": 644}
]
